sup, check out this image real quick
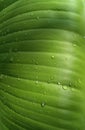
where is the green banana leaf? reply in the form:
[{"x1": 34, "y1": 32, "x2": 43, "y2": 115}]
[{"x1": 0, "y1": 0, "x2": 85, "y2": 130}]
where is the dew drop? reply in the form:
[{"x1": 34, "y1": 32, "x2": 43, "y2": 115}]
[
  {"x1": 41, "y1": 102, "x2": 45, "y2": 107},
  {"x1": 17, "y1": 77, "x2": 21, "y2": 81},
  {"x1": 57, "y1": 82, "x2": 61, "y2": 85},
  {"x1": 35, "y1": 81, "x2": 39, "y2": 84},
  {"x1": 7, "y1": 85, "x2": 10, "y2": 88},
  {"x1": 73, "y1": 44, "x2": 77, "y2": 47},
  {"x1": 62, "y1": 86, "x2": 68, "y2": 90},
  {"x1": 51, "y1": 56, "x2": 55, "y2": 59}
]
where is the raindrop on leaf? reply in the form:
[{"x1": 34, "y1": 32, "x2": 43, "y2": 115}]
[
  {"x1": 41, "y1": 102, "x2": 45, "y2": 107},
  {"x1": 62, "y1": 86, "x2": 68, "y2": 90},
  {"x1": 35, "y1": 81, "x2": 39, "y2": 84},
  {"x1": 57, "y1": 82, "x2": 61, "y2": 85},
  {"x1": 51, "y1": 55, "x2": 55, "y2": 59}
]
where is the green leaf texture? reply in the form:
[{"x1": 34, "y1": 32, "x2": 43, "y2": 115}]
[{"x1": 0, "y1": 0, "x2": 85, "y2": 130}]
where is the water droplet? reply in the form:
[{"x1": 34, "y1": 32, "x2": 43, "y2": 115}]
[
  {"x1": 7, "y1": 85, "x2": 10, "y2": 87},
  {"x1": 35, "y1": 81, "x2": 39, "y2": 84},
  {"x1": 62, "y1": 86, "x2": 68, "y2": 90},
  {"x1": 57, "y1": 82, "x2": 61, "y2": 85},
  {"x1": 17, "y1": 77, "x2": 21, "y2": 80},
  {"x1": 51, "y1": 56, "x2": 55, "y2": 59},
  {"x1": 41, "y1": 102, "x2": 45, "y2": 107},
  {"x1": 73, "y1": 44, "x2": 76, "y2": 47}
]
